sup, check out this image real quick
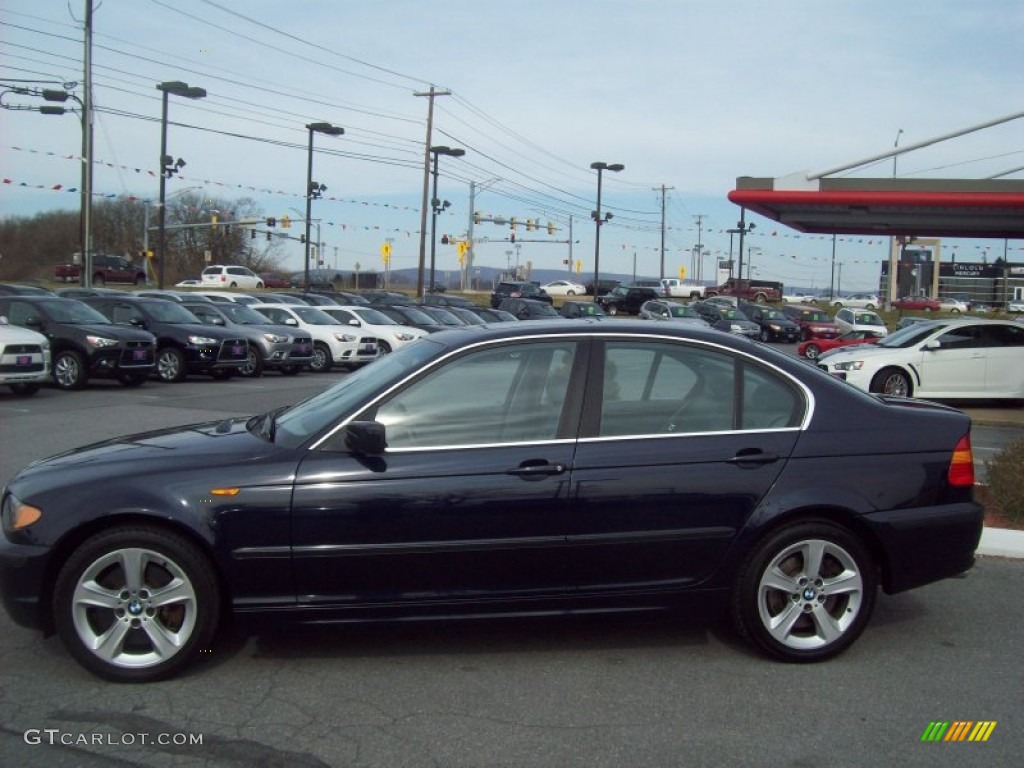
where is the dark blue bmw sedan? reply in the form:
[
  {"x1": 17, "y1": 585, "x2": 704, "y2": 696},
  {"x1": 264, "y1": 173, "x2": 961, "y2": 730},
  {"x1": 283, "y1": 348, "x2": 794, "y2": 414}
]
[{"x1": 0, "y1": 320, "x2": 983, "y2": 681}]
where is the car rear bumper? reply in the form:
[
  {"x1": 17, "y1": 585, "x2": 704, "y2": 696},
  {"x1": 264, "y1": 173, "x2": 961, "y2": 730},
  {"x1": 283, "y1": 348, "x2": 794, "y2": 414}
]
[{"x1": 862, "y1": 502, "x2": 984, "y2": 594}]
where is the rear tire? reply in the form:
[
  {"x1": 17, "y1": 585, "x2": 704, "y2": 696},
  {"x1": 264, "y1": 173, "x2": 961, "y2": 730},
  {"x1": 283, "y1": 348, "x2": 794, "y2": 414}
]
[
  {"x1": 118, "y1": 372, "x2": 148, "y2": 387},
  {"x1": 732, "y1": 520, "x2": 876, "y2": 662},
  {"x1": 803, "y1": 343, "x2": 821, "y2": 360},
  {"x1": 9, "y1": 383, "x2": 41, "y2": 396},
  {"x1": 239, "y1": 346, "x2": 263, "y2": 377}
]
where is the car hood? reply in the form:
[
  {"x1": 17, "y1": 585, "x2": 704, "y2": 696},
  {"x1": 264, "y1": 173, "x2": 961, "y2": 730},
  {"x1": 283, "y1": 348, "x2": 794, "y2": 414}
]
[
  {"x1": 10, "y1": 419, "x2": 284, "y2": 493},
  {"x1": 822, "y1": 344, "x2": 903, "y2": 362},
  {"x1": 74, "y1": 323, "x2": 155, "y2": 342}
]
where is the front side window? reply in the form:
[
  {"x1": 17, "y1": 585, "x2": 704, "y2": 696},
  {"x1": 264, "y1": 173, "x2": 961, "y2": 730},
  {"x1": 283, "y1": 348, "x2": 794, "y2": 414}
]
[{"x1": 368, "y1": 341, "x2": 578, "y2": 449}]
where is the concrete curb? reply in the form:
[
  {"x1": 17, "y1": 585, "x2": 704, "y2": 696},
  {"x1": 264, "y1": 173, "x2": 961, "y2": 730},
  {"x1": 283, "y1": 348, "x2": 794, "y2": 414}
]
[{"x1": 977, "y1": 527, "x2": 1024, "y2": 559}]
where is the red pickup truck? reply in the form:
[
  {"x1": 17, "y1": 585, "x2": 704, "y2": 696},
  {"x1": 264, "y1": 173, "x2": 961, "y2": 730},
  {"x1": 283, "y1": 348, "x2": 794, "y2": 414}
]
[
  {"x1": 54, "y1": 254, "x2": 148, "y2": 285},
  {"x1": 708, "y1": 278, "x2": 783, "y2": 303}
]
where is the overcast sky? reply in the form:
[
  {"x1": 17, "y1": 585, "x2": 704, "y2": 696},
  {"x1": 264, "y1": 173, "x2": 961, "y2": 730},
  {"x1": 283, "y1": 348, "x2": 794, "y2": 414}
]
[{"x1": 2, "y1": 0, "x2": 1022, "y2": 290}]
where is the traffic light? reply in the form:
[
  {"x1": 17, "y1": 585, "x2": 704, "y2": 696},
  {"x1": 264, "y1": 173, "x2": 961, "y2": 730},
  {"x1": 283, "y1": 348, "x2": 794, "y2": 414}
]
[
  {"x1": 510, "y1": 232, "x2": 516, "y2": 244},
  {"x1": 299, "y1": 235, "x2": 306, "y2": 244},
  {"x1": 266, "y1": 217, "x2": 276, "y2": 227},
  {"x1": 547, "y1": 221, "x2": 555, "y2": 235},
  {"x1": 250, "y1": 229, "x2": 257, "y2": 239},
  {"x1": 473, "y1": 211, "x2": 482, "y2": 225},
  {"x1": 526, "y1": 219, "x2": 535, "y2": 231},
  {"x1": 281, "y1": 215, "x2": 291, "y2": 229},
  {"x1": 266, "y1": 231, "x2": 271, "y2": 241},
  {"x1": 441, "y1": 234, "x2": 449, "y2": 245},
  {"x1": 211, "y1": 214, "x2": 218, "y2": 229}
]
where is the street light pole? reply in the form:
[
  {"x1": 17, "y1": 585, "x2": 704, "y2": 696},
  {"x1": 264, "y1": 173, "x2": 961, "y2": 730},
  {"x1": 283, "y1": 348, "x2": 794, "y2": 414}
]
[
  {"x1": 304, "y1": 122, "x2": 344, "y2": 290},
  {"x1": 428, "y1": 145, "x2": 465, "y2": 295},
  {"x1": 590, "y1": 161, "x2": 624, "y2": 300},
  {"x1": 156, "y1": 81, "x2": 206, "y2": 289},
  {"x1": 734, "y1": 209, "x2": 756, "y2": 289}
]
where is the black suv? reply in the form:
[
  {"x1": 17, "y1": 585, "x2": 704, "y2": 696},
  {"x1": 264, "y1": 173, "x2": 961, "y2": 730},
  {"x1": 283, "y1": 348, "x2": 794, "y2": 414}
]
[
  {"x1": 597, "y1": 285, "x2": 659, "y2": 315},
  {"x1": 739, "y1": 302, "x2": 802, "y2": 342},
  {"x1": 0, "y1": 295, "x2": 156, "y2": 389},
  {"x1": 497, "y1": 298, "x2": 562, "y2": 320},
  {"x1": 490, "y1": 281, "x2": 552, "y2": 308},
  {"x1": 82, "y1": 296, "x2": 250, "y2": 382}
]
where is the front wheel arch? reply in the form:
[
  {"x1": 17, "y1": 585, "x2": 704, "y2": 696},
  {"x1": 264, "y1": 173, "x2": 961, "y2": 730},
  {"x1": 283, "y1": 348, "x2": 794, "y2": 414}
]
[{"x1": 870, "y1": 367, "x2": 913, "y2": 397}]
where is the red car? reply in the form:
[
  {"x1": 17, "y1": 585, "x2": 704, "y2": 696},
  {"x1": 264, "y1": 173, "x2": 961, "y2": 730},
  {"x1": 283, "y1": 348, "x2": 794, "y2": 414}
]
[
  {"x1": 259, "y1": 272, "x2": 290, "y2": 289},
  {"x1": 798, "y1": 330, "x2": 886, "y2": 360},
  {"x1": 893, "y1": 294, "x2": 941, "y2": 312}
]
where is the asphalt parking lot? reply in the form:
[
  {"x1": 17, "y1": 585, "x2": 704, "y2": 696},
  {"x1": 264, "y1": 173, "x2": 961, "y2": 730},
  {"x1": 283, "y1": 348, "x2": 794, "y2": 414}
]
[{"x1": 1, "y1": 356, "x2": 1022, "y2": 767}]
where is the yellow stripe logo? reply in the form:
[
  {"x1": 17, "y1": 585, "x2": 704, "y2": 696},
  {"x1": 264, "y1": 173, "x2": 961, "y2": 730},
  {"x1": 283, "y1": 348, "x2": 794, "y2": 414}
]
[{"x1": 921, "y1": 721, "x2": 997, "y2": 742}]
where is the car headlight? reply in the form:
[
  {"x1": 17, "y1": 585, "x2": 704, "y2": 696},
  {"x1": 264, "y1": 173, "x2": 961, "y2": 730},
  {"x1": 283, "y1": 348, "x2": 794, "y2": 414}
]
[
  {"x1": 187, "y1": 334, "x2": 219, "y2": 345},
  {"x1": 833, "y1": 360, "x2": 864, "y2": 371},
  {"x1": 729, "y1": 323, "x2": 743, "y2": 331},
  {"x1": 1, "y1": 493, "x2": 42, "y2": 531},
  {"x1": 262, "y1": 333, "x2": 288, "y2": 343},
  {"x1": 333, "y1": 332, "x2": 358, "y2": 342},
  {"x1": 395, "y1": 332, "x2": 415, "y2": 341},
  {"x1": 768, "y1": 324, "x2": 781, "y2": 331},
  {"x1": 85, "y1": 335, "x2": 119, "y2": 348}
]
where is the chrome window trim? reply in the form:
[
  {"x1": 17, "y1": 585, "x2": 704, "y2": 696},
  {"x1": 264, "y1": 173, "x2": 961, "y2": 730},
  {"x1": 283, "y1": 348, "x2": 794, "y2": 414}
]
[{"x1": 310, "y1": 331, "x2": 815, "y2": 451}]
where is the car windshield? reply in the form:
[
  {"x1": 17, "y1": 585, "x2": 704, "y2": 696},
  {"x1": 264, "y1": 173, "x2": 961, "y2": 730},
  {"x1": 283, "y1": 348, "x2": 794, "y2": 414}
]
[
  {"x1": 877, "y1": 322, "x2": 943, "y2": 348},
  {"x1": 394, "y1": 306, "x2": 439, "y2": 325},
  {"x1": 294, "y1": 306, "x2": 341, "y2": 325},
  {"x1": 145, "y1": 301, "x2": 202, "y2": 323},
  {"x1": 221, "y1": 304, "x2": 275, "y2": 324},
  {"x1": 268, "y1": 339, "x2": 443, "y2": 447},
  {"x1": 800, "y1": 311, "x2": 830, "y2": 322},
  {"x1": 763, "y1": 309, "x2": 787, "y2": 320},
  {"x1": 352, "y1": 307, "x2": 398, "y2": 325},
  {"x1": 722, "y1": 308, "x2": 748, "y2": 320},
  {"x1": 854, "y1": 312, "x2": 884, "y2": 326},
  {"x1": 39, "y1": 298, "x2": 111, "y2": 324},
  {"x1": 666, "y1": 305, "x2": 699, "y2": 318}
]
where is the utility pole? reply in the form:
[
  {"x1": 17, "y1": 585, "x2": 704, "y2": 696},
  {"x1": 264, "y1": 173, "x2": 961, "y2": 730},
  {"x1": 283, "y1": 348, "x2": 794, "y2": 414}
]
[
  {"x1": 414, "y1": 86, "x2": 452, "y2": 297},
  {"x1": 693, "y1": 214, "x2": 705, "y2": 282},
  {"x1": 653, "y1": 185, "x2": 673, "y2": 281},
  {"x1": 82, "y1": 0, "x2": 94, "y2": 287}
]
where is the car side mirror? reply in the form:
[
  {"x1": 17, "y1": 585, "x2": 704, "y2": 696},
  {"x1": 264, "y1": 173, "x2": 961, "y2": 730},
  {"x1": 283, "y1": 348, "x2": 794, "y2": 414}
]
[
  {"x1": 24, "y1": 315, "x2": 43, "y2": 328},
  {"x1": 212, "y1": 316, "x2": 225, "y2": 325},
  {"x1": 285, "y1": 318, "x2": 298, "y2": 326},
  {"x1": 345, "y1": 421, "x2": 387, "y2": 455},
  {"x1": 925, "y1": 340, "x2": 942, "y2": 350},
  {"x1": 348, "y1": 319, "x2": 360, "y2": 327}
]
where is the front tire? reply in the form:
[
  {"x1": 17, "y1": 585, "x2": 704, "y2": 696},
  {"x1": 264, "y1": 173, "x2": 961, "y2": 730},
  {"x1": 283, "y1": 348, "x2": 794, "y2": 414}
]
[
  {"x1": 803, "y1": 343, "x2": 821, "y2": 360},
  {"x1": 607, "y1": 305, "x2": 620, "y2": 316},
  {"x1": 732, "y1": 520, "x2": 876, "y2": 662},
  {"x1": 53, "y1": 525, "x2": 221, "y2": 682},
  {"x1": 156, "y1": 347, "x2": 188, "y2": 383},
  {"x1": 759, "y1": 329, "x2": 770, "y2": 342},
  {"x1": 870, "y1": 367, "x2": 912, "y2": 397},
  {"x1": 53, "y1": 349, "x2": 89, "y2": 390},
  {"x1": 309, "y1": 342, "x2": 333, "y2": 373},
  {"x1": 239, "y1": 346, "x2": 263, "y2": 377}
]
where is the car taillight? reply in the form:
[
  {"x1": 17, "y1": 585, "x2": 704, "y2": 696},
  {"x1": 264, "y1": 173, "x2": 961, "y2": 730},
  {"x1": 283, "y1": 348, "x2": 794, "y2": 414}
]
[{"x1": 948, "y1": 434, "x2": 975, "y2": 487}]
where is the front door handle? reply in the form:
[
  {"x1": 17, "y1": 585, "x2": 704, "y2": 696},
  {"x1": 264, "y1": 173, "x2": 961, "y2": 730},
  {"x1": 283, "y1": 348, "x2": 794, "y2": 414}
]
[
  {"x1": 506, "y1": 461, "x2": 567, "y2": 478},
  {"x1": 726, "y1": 449, "x2": 779, "y2": 466}
]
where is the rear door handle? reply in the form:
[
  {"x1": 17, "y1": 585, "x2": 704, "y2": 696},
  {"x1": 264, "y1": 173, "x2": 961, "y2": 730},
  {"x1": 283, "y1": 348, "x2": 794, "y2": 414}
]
[{"x1": 726, "y1": 450, "x2": 779, "y2": 466}]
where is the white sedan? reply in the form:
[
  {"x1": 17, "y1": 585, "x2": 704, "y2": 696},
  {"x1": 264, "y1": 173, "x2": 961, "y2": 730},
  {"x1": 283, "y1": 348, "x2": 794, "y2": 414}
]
[
  {"x1": 817, "y1": 317, "x2": 1024, "y2": 400},
  {"x1": 541, "y1": 280, "x2": 586, "y2": 296},
  {"x1": 831, "y1": 293, "x2": 880, "y2": 310}
]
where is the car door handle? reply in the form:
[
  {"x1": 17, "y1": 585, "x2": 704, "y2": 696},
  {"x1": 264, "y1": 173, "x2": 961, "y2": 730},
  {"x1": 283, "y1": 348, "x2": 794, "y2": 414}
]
[
  {"x1": 726, "y1": 449, "x2": 779, "y2": 466},
  {"x1": 506, "y1": 461, "x2": 567, "y2": 478}
]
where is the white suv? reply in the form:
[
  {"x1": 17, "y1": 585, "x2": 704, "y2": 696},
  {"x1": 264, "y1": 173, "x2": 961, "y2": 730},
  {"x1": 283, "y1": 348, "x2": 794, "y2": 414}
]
[
  {"x1": 200, "y1": 265, "x2": 264, "y2": 290},
  {"x1": 0, "y1": 317, "x2": 51, "y2": 395},
  {"x1": 250, "y1": 304, "x2": 378, "y2": 372}
]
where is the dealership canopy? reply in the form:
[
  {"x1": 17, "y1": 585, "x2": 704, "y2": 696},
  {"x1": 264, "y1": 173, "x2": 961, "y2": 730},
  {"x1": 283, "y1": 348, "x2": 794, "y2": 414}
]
[{"x1": 728, "y1": 176, "x2": 1024, "y2": 241}]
